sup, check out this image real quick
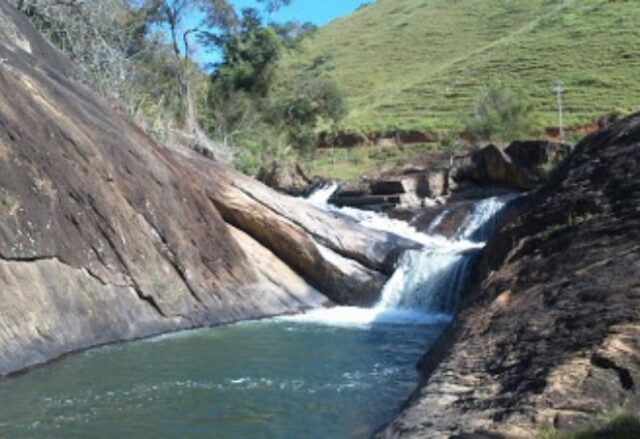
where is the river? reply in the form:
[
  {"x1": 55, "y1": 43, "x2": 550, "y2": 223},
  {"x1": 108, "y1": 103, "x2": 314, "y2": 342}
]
[{"x1": 0, "y1": 187, "x2": 510, "y2": 438}]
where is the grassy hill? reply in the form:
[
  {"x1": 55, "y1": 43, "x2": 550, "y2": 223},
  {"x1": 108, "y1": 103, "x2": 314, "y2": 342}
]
[{"x1": 279, "y1": 0, "x2": 640, "y2": 134}]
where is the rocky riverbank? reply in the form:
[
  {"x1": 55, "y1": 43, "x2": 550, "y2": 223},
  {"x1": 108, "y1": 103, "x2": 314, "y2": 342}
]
[{"x1": 382, "y1": 113, "x2": 640, "y2": 438}]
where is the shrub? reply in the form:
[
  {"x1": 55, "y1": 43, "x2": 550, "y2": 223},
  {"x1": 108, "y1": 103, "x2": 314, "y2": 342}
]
[{"x1": 466, "y1": 82, "x2": 533, "y2": 143}]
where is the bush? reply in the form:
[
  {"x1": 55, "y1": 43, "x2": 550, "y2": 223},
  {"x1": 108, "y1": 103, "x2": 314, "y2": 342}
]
[
  {"x1": 441, "y1": 133, "x2": 463, "y2": 155},
  {"x1": 466, "y1": 83, "x2": 533, "y2": 143},
  {"x1": 272, "y1": 75, "x2": 347, "y2": 153}
]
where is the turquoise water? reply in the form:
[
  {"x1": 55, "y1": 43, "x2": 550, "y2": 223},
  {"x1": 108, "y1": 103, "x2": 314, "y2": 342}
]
[{"x1": 0, "y1": 319, "x2": 445, "y2": 438}]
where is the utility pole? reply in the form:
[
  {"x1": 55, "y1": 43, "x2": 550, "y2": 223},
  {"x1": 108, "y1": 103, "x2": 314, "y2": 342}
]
[{"x1": 554, "y1": 83, "x2": 565, "y2": 143}]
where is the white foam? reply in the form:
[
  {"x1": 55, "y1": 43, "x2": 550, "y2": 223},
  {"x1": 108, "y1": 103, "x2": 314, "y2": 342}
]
[
  {"x1": 307, "y1": 182, "x2": 339, "y2": 207},
  {"x1": 299, "y1": 190, "x2": 512, "y2": 329},
  {"x1": 278, "y1": 306, "x2": 452, "y2": 328}
]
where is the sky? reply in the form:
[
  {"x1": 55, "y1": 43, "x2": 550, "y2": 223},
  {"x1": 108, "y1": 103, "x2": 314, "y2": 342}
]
[
  {"x1": 190, "y1": 0, "x2": 369, "y2": 67},
  {"x1": 235, "y1": 0, "x2": 369, "y2": 26}
]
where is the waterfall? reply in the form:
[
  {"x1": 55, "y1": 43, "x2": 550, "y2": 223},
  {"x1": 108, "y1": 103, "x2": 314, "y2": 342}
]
[
  {"x1": 284, "y1": 187, "x2": 512, "y2": 327},
  {"x1": 307, "y1": 182, "x2": 340, "y2": 207}
]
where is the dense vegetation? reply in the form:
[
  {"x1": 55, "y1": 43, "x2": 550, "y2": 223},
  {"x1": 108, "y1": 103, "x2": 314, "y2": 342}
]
[{"x1": 279, "y1": 0, "x2": 640, "y2": 133}]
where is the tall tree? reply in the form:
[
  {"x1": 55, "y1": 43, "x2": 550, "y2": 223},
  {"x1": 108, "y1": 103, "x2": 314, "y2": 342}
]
[
  {"x1": 137, "y1": 0, "x2": 241, "y2": 161},
  {"x1": 142, "y1": 0, "x2": 236, "y2": 60},
  {"x1": 256, "y1": 0, "x2": 292, "y2": 22},
  {"x1": 209, "y1": 8, "x2": 281, "y2": 98},
  {"x1": 205, "y1": 8, "x2": 281, "y2": 148}
]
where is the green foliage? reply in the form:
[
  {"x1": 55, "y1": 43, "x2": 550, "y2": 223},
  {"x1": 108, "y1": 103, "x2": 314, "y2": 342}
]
[
  {"x1": 143, "y1": 0, "x2": 236, "y2": 57},
  {"x1": 272, "y1": 20, "x2": 318, "y2": 48},
  {"x1": 205, "y1": 10, "x2": 347, "y2": 172},
  {"x1": 465, "y1": 83, "x2": 533, "y2": 142},
  {"x1": 539, "y1": 411, "x2": 640, "y2": 439},
  {"x1": 272, "y1": 74, "x2": 347, "y2": 153},
  {"x1": 305, "y1": 143, "x2": 437, "y2": 180},
  {"x1": 234, "y1": 127, "x2": 292, "y2": 175},
  {"x1": 204, "y1": 9, "x2": 282, "y2": 156},
  {"x1": 441, "y1": 133, "x2": 464, "y2": 155},
  {"x1": 10, "y1": 0, "x2": 230, "y2": 143}
]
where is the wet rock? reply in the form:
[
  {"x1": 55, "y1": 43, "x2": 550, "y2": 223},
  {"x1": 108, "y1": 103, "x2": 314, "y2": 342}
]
[
  {"x1": 382, "y1": 113, "x2": 640, "y2": 438},
  {"x1": 332, "y1": 141, "x2": 564, "y2": 214}
]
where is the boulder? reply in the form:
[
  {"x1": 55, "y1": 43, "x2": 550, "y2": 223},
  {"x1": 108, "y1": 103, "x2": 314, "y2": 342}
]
[
  {"x1": 257, "y1": 162, "x2": 325, "y2": 197},
  {"x1": 419, "y1": 171, "x2": 448, "y2": 198},
  {"x1": 450, "y1": 141, "x2": 571, "y2": 192},
  {"x1": 505, "y1": 140, "x2": 570, "y2": 170},
  {"x1": 370, "y1": 180, "x2": 408, "y2": 196},
  {"x1": 450, "y1": 144, "x2": 536, "y2": 190}
]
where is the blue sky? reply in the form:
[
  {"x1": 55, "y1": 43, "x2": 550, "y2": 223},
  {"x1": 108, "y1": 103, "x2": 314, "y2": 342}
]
[
  {"x1": 236, "y1": 0, "x2": 369, "y2": 26},
  {"x1": 190, "y1": 0, "x2": 369, "y2": 66}
]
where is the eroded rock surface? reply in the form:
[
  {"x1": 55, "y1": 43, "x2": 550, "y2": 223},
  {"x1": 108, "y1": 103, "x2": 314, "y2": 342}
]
[
  {"x1": 0, "y1": 1, "x2": 413, "y2": 375},
  {"x1": 381, "y1": 114, "x2": 640, "y2": 438}
]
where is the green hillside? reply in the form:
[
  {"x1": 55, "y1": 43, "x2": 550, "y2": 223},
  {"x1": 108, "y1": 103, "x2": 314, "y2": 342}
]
[{"x1": 279, "y1": 0, "x2": 640, "y2": 133}]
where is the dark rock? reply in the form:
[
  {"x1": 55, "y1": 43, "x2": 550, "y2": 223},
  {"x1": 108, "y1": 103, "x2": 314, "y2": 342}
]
[
  {"x1": 381, "y1": 113, "x2": 640, "y2": 437},
  {"x1": 450, "y1": 144, "x2": 537, "y2": 190},
  {"x1": 450, "y1": 141, "x2": 570, "y2": 192},
  {"x1": 505, "y1": 140, "x2": 570, "y2": 171},
  {"x1": 334, "y1": 195, "x2": 401, "y2": 210},
  {"x1": 370, "y1": 180, "x2": 406, "y2": 196}
]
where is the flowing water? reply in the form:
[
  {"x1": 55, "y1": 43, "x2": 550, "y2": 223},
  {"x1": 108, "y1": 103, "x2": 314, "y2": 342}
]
[{"x1": 0, "y1": 186, "x2": 511, "y2": 439}]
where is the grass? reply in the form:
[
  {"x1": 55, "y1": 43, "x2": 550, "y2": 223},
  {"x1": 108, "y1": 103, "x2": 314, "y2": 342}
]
[
  {"x1": 304, "y1": 143, "x2": 441, "y2": 180},
  {"x1": 278, "y1": 0, "x2": 640, "y2": 134},
  {"x1": 540, "y1": 212, "x2": 594, "y2": 241},
  {"x1": 539, "y1": 410, "x2": 640, "y2": 439}
]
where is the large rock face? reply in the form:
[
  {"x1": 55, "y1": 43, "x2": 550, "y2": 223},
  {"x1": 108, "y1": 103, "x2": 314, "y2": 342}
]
[
  {"x1": 382, "y1": 114, "x2": 640, "y2": 437},
  {"x1": 0, "y1": 1, "x2": 415, "y2": 375}
]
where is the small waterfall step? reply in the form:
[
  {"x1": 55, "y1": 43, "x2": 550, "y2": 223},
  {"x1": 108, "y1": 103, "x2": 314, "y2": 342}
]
[{"x1": 289, "y1": 187, "x2": 514, "y2": 327}]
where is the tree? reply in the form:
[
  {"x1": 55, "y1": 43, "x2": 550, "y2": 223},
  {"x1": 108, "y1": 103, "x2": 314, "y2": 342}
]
[
  {"x1": 466, "y1": 82, "x2": 533, "y2": 142},
  {"x1": 204, "y1": 6, "x2": 345, "y2": 168},
  {"x1": 10, "y1": 0, "x2": 150, "y2": 98},
  {"x1": 271, "y1": 20, "x2": 317, "y2": 48},
  {"x1": 142, "y1": 0, "x2": 236, "y2": 59},
  {"x1": 273, "y1": 74, "x2": 347, "y2": 153},
  {"x1": 206, "y1": 88, "x2": 260, "y2": 149},
  {"x1": 204, "y1": 8, "x2": 282, "y2": 149},
  {"x1": 256, "y1": 0, "x2": 292, "y2": 22},
  {"x1": 209, "y1": 11, "x2": 281, "y2": 98}
]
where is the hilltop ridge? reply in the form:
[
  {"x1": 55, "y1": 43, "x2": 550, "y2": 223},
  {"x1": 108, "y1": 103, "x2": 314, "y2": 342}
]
[{"x1": 279, "y1": 0, "x2": 640, "y2": 134}]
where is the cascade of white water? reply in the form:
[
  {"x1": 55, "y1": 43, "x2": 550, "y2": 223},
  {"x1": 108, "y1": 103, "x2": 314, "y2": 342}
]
[
  {"x1": 372, "y1": 196, "x2": 510, "y2": 317},
  {"x1": 284, "y1": 186, "x2": 512, "y2": 327},
  {"x1": 306, "y1": 182, "x2": 340, "y2": 207}
]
